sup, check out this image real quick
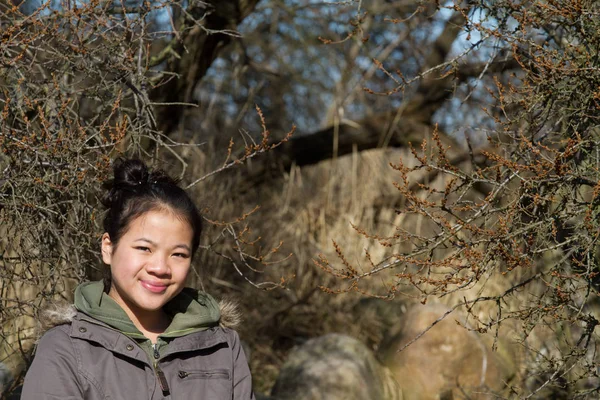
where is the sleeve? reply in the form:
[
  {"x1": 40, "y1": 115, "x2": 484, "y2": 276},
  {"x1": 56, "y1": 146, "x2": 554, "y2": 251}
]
[
  {"x1": 20, "y1": 326, "x2": 84, "y2": 400},
  {"x1": 230, "y1": 329, "x2": 256, "y2": 400}
]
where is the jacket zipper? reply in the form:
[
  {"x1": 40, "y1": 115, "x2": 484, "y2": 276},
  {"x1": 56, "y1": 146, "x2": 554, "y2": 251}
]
[
  {"x1": 77, "y1": 318, "x2": 226, "y2": 391},
  {"x1": 178, "y1": 370, "x2": 230, "y2": 379},
  {"x1": 153, "y1": 343, "x2": 170, "y2": 394}
]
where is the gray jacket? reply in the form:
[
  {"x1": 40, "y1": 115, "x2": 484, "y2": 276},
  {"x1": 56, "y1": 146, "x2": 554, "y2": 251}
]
[{"x1": 21, "y1": 309, "x2": 255, "y2": 400}]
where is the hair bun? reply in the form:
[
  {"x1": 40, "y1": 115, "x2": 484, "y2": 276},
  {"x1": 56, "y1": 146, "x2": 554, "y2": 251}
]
[
  {"x1": 101, "y1": 159, "x2": 180, "y2": 208},
  {"x1": 148, "y1": 170, "x2": 178, "y2": 186},
  {"x1": 113, "y1": 158, "x2": 150, "y2": 187},
  {"x1": 101, "y1": 158, "x2": 149, "y2": 207}
]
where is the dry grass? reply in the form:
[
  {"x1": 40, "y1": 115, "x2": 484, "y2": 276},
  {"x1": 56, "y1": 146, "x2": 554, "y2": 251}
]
[
  {"x1": 173, "y1": 143, "x2": 498, "y2": 392},
  {"x1": 176, "y1": 140, "x2": 600, "y2": 396}
]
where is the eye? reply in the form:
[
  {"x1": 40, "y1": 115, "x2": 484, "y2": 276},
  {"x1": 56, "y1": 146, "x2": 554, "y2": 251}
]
[
  {"x1": 135, "y1": 246, "x2": 151, "y2": 252},
  {"x1": 173, "y1": 252, "x2": 190, "y2": 259}
]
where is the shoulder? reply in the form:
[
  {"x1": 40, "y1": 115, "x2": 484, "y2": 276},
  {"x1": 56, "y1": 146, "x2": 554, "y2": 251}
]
[
  {"x1": 35, "y1": 324, "x2": 75, "y2": 356},
  {"x1": 31, "y1": 303, "x2": 79, "y2": 356},
  {"x1": 37, "y1": 302, "x2": 77, "y2": 337},
  {"x1": 22, "y1": 318, "x2": 86, "y2": 398},
  {"x1": 216, "y1": 327, "x2": 248, "y2": 360},
  {"x1": 219, "y1": 326, "x2": 241, "y2": 341},
  {"x1": 28, "y1": 324, "x2": 82, "y2": 382},
  {"x1": 34, "y1": 304, "x2": 88, "y2": 359}
]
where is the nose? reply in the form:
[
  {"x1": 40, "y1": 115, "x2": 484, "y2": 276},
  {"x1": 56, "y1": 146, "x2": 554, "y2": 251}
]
[{"x1": 146, "y1": 254, "x2": 171, "y2": 276}]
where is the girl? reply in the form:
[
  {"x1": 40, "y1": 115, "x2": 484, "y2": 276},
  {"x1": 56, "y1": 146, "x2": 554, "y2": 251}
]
[{"x1": 21, "y1": 159, "x2": 255, "y2": 399}]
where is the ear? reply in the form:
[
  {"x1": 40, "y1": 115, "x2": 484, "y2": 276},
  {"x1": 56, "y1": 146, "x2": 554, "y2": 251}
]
[{"x1": 101, "y1": 233, "x2": 113, "y2": 265}]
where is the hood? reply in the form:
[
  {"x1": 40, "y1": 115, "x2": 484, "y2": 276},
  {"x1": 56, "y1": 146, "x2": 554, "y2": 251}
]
[
  {"x1": 74, "y1": 281, "x2": 222, "y2": 338},
  {"x1": 38, "y1": 281, "x2": 241, "y2": 337}
]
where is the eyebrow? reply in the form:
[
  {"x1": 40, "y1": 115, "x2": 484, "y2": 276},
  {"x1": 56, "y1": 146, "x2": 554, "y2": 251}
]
[{"x1": 134, "y1": 238, "x2": 191, "y2": 252}]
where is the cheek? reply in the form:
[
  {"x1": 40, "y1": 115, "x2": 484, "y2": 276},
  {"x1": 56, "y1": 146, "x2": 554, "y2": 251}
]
[
  {"x1": 109, "y1": 252, "x2": 138, "y2": 277},
  {"x1": 109, "y1": 264, "x2": 126, "y2": 282},
  {"x1": 174, "y1": 263, "x2": 191, "y2": 282}
]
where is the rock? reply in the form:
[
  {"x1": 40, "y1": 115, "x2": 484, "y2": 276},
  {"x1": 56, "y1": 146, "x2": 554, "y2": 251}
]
[
  {"x1": 378, "y1": 304, "x2": 516, "y2": 400},
  {"x1": 0, "y1": 362, "x2": 12, "y2": 394},
  {"x1": 271, "y1": 334, "x2": 402, "y2": 400},
  {"x1": 352, "y1": 297, "x2": 409, "y2": 350}
]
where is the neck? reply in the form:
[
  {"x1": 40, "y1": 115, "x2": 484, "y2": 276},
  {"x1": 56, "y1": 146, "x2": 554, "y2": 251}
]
[{"x1": 108, "y1": 288, "x2": 170, "y2": 343}]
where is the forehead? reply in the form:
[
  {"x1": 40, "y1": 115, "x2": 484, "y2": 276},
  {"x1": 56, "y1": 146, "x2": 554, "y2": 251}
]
[{"x1": 124, "y1": 209, "x2": 193, "y2": 241}]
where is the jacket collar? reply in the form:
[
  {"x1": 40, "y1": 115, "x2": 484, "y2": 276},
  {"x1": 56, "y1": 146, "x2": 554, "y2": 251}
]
[
  {"x1": 36, "y1": 286, "x2": 241, "y2": 343},
  {"x1": 74, "y1": 281, "x2": 222, "y2": 338},
  {"x1": 70, "y1": 315, "x2": 148, "y2": 364},
  {"x1": 70, "y1": 313, "x2": 229, "y2": 364}
]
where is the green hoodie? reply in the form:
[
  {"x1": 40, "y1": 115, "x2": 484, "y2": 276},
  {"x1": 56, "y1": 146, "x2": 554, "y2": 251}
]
[{"x1": 74, "y1": 281, "x2": 221, "y2": 362}]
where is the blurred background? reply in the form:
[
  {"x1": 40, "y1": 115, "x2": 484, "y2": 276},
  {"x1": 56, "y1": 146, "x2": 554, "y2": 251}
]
[{"x1": 2, "y1": 0, "x2": 600, "y2": 398}]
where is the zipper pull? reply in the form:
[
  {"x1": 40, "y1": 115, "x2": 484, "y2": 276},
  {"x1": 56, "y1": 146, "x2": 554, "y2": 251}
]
[
  {"x1": 154, "y1": 363, "x2": 170, "y2": 394},
  {"x1": 152, "y1": 343, "x2": 169, "y2": 394}
]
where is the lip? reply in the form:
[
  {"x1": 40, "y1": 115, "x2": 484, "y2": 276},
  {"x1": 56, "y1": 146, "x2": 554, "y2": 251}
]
[{"x1": 140, "y1": 280, "x2": 168, "y2": 294}]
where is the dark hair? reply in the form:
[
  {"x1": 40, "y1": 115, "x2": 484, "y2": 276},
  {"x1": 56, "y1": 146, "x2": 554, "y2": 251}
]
[{"x1": 101, "y1": 158, "x2": 202, "y2": 289}]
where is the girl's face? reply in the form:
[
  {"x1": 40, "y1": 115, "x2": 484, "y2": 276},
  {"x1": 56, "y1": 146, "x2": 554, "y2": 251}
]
[{"x1": 101, "y1": 209, "x2": 193, "y2": 317}]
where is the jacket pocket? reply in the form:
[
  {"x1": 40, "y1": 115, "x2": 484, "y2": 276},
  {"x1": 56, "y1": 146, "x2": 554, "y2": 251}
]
[
  {"x1": 177, "y1": 369, "x2": 230, "y2": 380},
  {"x1": 173, "y1": 369, "x2": 232, "y2": 399}
]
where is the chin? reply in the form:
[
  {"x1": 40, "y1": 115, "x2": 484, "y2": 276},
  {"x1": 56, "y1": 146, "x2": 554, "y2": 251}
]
[
  {"x1": 134, "y1": 300, "x2": 168, "y2": 312},
  {"x1": 130, "y1": 293, "x2": 171, "y2": 311}
]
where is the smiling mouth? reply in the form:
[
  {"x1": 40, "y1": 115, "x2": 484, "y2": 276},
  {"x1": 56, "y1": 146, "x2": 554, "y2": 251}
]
[{"x1": 140, "y1": 280, "x2": 168, "y2": 293}]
